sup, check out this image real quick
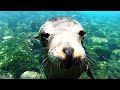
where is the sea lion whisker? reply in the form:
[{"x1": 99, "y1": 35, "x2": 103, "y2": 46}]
[
  {"x1": 86, "y1": 56, "x2": 97, "y2": 66},
  {"x1": 41, "y1": 47, "x2": 49, "y2": 50},
  {"x1": 57, "y1": 60, "x2": 58, "y2": 68},
  {"x1": 86, "y1": 58, "x2": 93, "y2": 64},
  {"x1": 59, "y1": 61, "x2": 62, "y2": 78},
  {"x1": 71, "y1": 59, "x2": 74, "y2": 73},
  {"x1": 86, "y1": 52, "x2": 99, "y2": 60},
  {"x1": 50, "y1": 64, "x2": 52, "y2": 78},
  {"x1": 39, "y1": 53, "x2": 49, "y2": 59},
  {"x1": 101, "y1": 55, "x2": 108, "y2": 61},
  {"x1": 42, "y1": 57, "x2": 49, "y2": 64},
  {"x1": 84, "y1": 49, "x2": 92, "y2": 52},
  {"x1": 75, "y1": 58, "x2": 79, "y2": 78},
  {"x1": 86, "y1": 54, "x2": 97, "y2": 63},
  {"x1": 57, "y1": 61, "x2": 59, "y2": 78},
  {"x1": 86, "y1": 55, "x2": 96, "y2": 61},
  {"x1": 81, "y1": 60, "x2": 84, "y2": 70},
  {"x1": 58, "y1": 61, "x2": 61, "y2": 78}
]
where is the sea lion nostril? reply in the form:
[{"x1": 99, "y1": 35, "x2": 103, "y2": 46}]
[{"x1": 63, "y1": 48, "x2": 74, "y2": 58}]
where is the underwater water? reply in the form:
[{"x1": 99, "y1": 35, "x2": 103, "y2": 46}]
[{"x1": 0, "y1": 11, "x2": 120, "y2": 79}]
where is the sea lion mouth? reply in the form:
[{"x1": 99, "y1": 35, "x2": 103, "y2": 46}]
[{"x1": 58, "y1": 57, "x2": 81, "y2": 69}]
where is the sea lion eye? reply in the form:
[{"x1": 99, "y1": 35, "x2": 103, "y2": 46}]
[
  {"x1": 78, "y1": 30, "x2": 86, "y2": 37},
  {"x1": 41, "y1": 33, "x2": 50, "y2": 39}
]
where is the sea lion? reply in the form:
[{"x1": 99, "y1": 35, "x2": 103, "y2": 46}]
[{"x1": 36, "y1": 16, "x2": 94, "y2": 79}]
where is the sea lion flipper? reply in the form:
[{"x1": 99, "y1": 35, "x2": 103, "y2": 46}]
[
  {"x1": 84, "y1": 64, "x2": 94, "y2": 79},
  {"x1": 35, "y1": 36, "x2": 39, "y2": 39},
  {"x1": 86, "y1": 67, "x2": 94, "y2": 79}
]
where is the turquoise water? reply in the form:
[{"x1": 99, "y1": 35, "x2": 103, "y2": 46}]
[{"x1": 0, "y1": 11, "x2": 120, "y2": 79}]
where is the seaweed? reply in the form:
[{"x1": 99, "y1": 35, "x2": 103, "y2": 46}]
[{"x1": 0, "y1": 33, "x2": 43, "y2": 78}]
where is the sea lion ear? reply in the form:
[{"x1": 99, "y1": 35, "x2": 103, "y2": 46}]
[
  {"x1": 85, "y1": 65, "x2": 94, "y2": 79},
  {"x1": 35, "y1": 35, "x2": 39, "y2": 39}
]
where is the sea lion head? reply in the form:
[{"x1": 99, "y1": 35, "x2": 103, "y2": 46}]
[{"x1": 36, "y1": 16, "x2": 93, "y2": 79}]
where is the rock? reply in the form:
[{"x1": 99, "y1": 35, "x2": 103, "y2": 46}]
[
  {"x1": 90, "y1": 36, "x2": 108, "y2": 44},
  {"x1": 20, "y1": 71, "x2": 41, "y2": 79},
  {"x1": 111, "y1": 49, "x2": 120, "y2": 61},
  {"x1": 0, "y1": 70, "x2": 14, "y2": 79},
  {"x1": 3, "y1": 35, "x2": 13, "y2": 40}
]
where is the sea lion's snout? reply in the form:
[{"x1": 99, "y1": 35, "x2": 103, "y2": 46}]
[
  {"x1": 63, "y1": 47, "x2": 74, "y2": 68},
  {"x1": 63, "y1": 48, "x2": 74, "y2": 59},
  {"x1": 62, "y1": 46, "x2": 86, "y2": 69},
  {"x1": 63, "y1": 47, "x2": 74, "y2": 60},
  {"x1": 48, "y1": 31, "x2": 86, "y2": 65},
  {"x1": 62, "y1": 47, "x2": 85, "y2": 60}
]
